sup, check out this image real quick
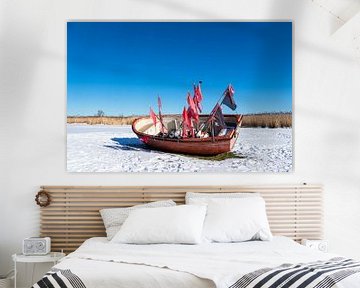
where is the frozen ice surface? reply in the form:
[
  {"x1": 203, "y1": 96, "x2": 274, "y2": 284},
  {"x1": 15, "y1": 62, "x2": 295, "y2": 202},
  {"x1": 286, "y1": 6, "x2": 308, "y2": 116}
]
[{"x1": 67, "y1": 125, "x2": 292, "y2": 173}]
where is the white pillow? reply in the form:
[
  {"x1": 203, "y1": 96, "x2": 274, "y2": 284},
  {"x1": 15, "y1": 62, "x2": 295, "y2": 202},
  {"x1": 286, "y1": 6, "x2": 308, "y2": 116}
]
[
  {"x1": 111, "y1": 205, "x2": 207, "y2": 244},
  {"x1": 186, "y1": 192, "x2": 259, "y2": 205},
  {"x1": 202, "y1": 197, "x2": 272, "y2": 243},
  {"x1": 100, "y1": 200, "x2": 176, "y2": 240}
]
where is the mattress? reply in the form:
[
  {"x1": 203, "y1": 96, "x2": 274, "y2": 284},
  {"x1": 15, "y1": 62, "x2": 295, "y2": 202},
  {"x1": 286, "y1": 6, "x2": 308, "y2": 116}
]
[{"x1": 35, "y1": 236, "x2": 360, "y2": 288}]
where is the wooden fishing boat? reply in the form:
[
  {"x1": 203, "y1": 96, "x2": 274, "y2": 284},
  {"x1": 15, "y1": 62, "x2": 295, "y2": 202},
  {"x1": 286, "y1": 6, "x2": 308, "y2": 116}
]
[{"x1": 132, "y1": 114, "x2": 243, "y2": 156}]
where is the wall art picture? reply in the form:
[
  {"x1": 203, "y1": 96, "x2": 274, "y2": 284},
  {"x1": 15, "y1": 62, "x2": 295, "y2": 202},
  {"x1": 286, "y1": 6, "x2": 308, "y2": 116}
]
[{"x1": 67, "y1": 22, "x2": 292, "y2": 173}]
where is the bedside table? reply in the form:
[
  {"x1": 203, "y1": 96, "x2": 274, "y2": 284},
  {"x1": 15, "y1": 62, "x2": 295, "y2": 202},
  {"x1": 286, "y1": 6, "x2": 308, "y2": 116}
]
[
  {"x1": 301, "y1": 239, "x2": 328, "y2": 252},
  {"x1": 12, "y1": 252, "x2": 65, "y2": 288}
]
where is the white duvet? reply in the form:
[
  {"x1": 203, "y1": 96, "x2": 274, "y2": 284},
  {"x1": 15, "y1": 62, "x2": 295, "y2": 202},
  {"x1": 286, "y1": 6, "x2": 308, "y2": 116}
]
[{"x1": 54, "y1": 237, "x2": 360, "y2": 288}]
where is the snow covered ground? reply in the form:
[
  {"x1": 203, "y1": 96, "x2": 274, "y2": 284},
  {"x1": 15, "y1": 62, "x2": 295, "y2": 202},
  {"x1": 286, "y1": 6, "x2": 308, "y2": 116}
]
[{"x1": 67, "y1": 125, "x2": 292, "y2": 173}]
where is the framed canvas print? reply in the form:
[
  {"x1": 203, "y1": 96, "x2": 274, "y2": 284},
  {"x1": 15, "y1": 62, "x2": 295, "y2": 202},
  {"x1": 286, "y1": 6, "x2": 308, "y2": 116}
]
[{"x1": 67, "y1": 21, "x2": 292, "y2": 173}]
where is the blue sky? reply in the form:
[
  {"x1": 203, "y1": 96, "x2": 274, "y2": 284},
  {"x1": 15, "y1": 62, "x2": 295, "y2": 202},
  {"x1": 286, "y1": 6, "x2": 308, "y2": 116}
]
[{"x1": 67, "y1": 22, "x2": 292, "y2": 116}]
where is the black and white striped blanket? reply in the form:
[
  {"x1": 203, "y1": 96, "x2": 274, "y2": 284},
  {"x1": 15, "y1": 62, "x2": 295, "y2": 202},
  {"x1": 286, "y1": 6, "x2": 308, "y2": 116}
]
[
  {"x1": 32, "y1": 268, "x2": 86, "y2": 288},
  {"x1": 229, "y1": 257, "x2": 360, "y2": 288},
  {"x1": 32, "y1": 258, "x2": 360, "y2": 288}
]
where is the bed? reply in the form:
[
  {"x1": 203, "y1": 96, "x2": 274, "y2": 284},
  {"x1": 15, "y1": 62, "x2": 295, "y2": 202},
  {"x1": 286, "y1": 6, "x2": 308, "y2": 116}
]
[
  {"x1": 33, "y1": 236, "x2": 360, "y2": 288},
  {"x1": 33, "y1": 185, "x2": 360, "y2": 288}
]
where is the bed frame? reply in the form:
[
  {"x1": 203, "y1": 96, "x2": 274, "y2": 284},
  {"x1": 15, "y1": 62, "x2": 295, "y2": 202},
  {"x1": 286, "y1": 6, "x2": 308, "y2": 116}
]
[{"x1": 39, "y1": 184, "x2": 323, "y2": 253}]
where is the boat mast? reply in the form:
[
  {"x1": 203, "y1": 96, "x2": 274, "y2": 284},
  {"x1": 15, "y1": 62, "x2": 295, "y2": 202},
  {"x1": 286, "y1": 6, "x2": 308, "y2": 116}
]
[
  {"x1": 200, "y1": 86, "x2": 229, "y2": 134},
  {"x1": 157, "y1": 95, "x2": 166, "y2": 134}
]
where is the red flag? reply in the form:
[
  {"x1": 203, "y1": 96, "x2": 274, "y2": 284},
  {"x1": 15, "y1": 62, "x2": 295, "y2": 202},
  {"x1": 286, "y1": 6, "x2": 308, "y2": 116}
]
[
  {"x1": 182, "y1": 107, "x2": 187, "y2": 137},
  {"x1": 182, "y1": 106, "x2": 190, "y2": 127},
  {"x1": 149, "y1": 107, "x2": 157, "y2": 126},
  {"x1": 187, "y1": 92, "x2": 199, "y2": 122},
  {"x1": 193, "y1": 95, "x2": 202, "y2": 113},
  {"x1": 187, "y1": 107, "x2": 195, "y2": 137},
  {"x1": 194, "y1": 83, "x2": 203, "y2": 103},
  {"x1": 193, "y1": 83, "x2": 203, "y2": 113},
  {"x1": 187, "y1": 106, "x2": 199, "y2": 122},
  {"x1": 182, "y1": 106, "x2": 191, "y2": 137},
  {"x1": 187, "y1": 92, "x2": 196, "y2": 111},
  {"x1": 186, "y1": 107, "x2": 194, "y2": 123},
  {"x1": 182, "y1": 106, "x2": 187, "y2": 123}
]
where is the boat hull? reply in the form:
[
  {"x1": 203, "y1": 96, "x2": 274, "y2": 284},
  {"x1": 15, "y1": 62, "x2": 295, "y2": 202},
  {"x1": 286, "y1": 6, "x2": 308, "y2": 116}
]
[{"x1": 132, "y1": 115, "x2": 242, "y2": 156}]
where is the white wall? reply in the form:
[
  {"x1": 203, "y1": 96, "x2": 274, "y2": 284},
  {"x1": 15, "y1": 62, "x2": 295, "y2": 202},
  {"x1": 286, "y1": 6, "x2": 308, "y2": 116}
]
[{"x1": 1, "y1": 0, "x2": 360, "y2": 286}]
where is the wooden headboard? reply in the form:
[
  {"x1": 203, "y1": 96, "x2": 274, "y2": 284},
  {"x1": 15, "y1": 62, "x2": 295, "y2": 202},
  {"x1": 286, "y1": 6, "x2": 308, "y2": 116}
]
[{"x1": 39, "y1": 184, "x2": 323, "y2": 253}]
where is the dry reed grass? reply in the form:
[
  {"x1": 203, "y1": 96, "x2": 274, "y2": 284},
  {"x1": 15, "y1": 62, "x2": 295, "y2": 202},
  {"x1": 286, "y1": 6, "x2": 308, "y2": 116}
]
[
  {"x1": 242, "y1": 113, "x2": 292, "y2": 128},
  {"x1": 67, "y1": 113, "x2": 292, "y2": 128},
  {"x1": 67, "y1": 116, "x2": 138, "y2": 125}
]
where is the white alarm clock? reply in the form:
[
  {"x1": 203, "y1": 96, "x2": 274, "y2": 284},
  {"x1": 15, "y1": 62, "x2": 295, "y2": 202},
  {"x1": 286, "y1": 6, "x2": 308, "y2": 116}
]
[
  {"x1": 301, "y1": 239, "x2": 328, "y2": 252},
  {"x1": 23, "y1": 237, "x2": 51, "y2": 255}
]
